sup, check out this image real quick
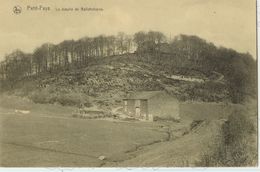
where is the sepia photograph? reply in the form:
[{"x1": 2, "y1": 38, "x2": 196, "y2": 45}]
[{"x1": 0, "y1": 0, "x2": 258, "y2": 168}]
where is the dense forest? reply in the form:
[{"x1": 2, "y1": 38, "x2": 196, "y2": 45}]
[{"x1": 0, "y1": 31, "x2": 257, "y2": 104}]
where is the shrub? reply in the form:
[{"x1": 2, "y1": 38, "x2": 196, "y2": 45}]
[
  {"x1": 30, "y1": 88, "x2": 92, "y2": 107},
  {"x1": 29, "y1": 89, "x2": 54, "y2": 104},
  {"x1": 153, "y1": 116, "x2": 180, "y2": 123},
  {"x1": 196, "y1": 110, "x2": 257, "y2": 167}
]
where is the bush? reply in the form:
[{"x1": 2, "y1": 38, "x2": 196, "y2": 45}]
[
  {"x1": 196, "y1": 110, "x2": 257, "y2": 167},
  {"x1": 223, "y1": 109, "x2": 255, "y2": 146},
  {"x1": 153, "y1": 116, "x2": 180, "y2": 123},
  {"x1": 30, "y1": 88, "x2": 92, "y2": 107},
  {"x1": 29, "y1": 89, "x2": 54, "y2": 104}
]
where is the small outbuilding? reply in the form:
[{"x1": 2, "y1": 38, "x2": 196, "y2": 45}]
[{"x1": 123, "y1": 91, "x2": 179, "y2": 121}]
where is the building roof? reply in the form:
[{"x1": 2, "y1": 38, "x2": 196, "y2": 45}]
[{"x1": 124, "y1": 91, "x2": 164, "y2": 100}]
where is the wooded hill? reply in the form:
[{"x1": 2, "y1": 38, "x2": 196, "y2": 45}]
[{"x1": 0, "y1": 31, "x2": 256, "y2": 105}]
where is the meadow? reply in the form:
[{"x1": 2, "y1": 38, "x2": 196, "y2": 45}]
[{"x1": 0, "y1": 96, "x2": 168, "y2": 167}]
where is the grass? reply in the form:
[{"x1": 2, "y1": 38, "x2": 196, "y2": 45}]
[
  {"x1": 0, "y1": 97, "x2": 167, "y2": 167},
  {"x1": 0, "y1": 94, "x2": 76, "y2": 117},
  {"x1": 180, "y1": 102, "x2": 245, "y2": 121},
  {"x1": 196, "y1": 109, "x2": 257, "y2": 167},
  {"x1": 0, "y1": 95, "x2": 257, "y2": 167},
  {"x1": 110, "y1": 120, "x2": 222, "y2": 167}
]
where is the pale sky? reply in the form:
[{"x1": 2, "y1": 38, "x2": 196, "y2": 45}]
[{"x1": 0, "y1": 0, "x2": 256, "y2": 61}]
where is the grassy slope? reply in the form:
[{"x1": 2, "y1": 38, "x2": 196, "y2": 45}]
[
  {"x1": 4, "y1": 54, "x2": 229, "y2": 109},
  {"x1": 106, "y1": 120, "x2": 224, "y2": 167}
]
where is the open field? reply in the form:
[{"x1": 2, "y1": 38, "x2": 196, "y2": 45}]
[
  {"x1": 0, "y1": 96, "x2": 172, "y2": 167},
  {"x1": 0, "y1": 95, "x2": 257, "y2": 167},
  {"x1": 0, "y1": 109, "x2": 171, "y2": 166}
]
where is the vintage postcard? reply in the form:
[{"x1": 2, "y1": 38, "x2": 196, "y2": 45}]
[{"x1": 0, "y1": 0, "x2": 258, "y2": 168}]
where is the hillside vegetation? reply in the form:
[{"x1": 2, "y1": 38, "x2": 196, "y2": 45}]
[{"x1": 0, "y1": 31, "x2": 256, "y2": 107}]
